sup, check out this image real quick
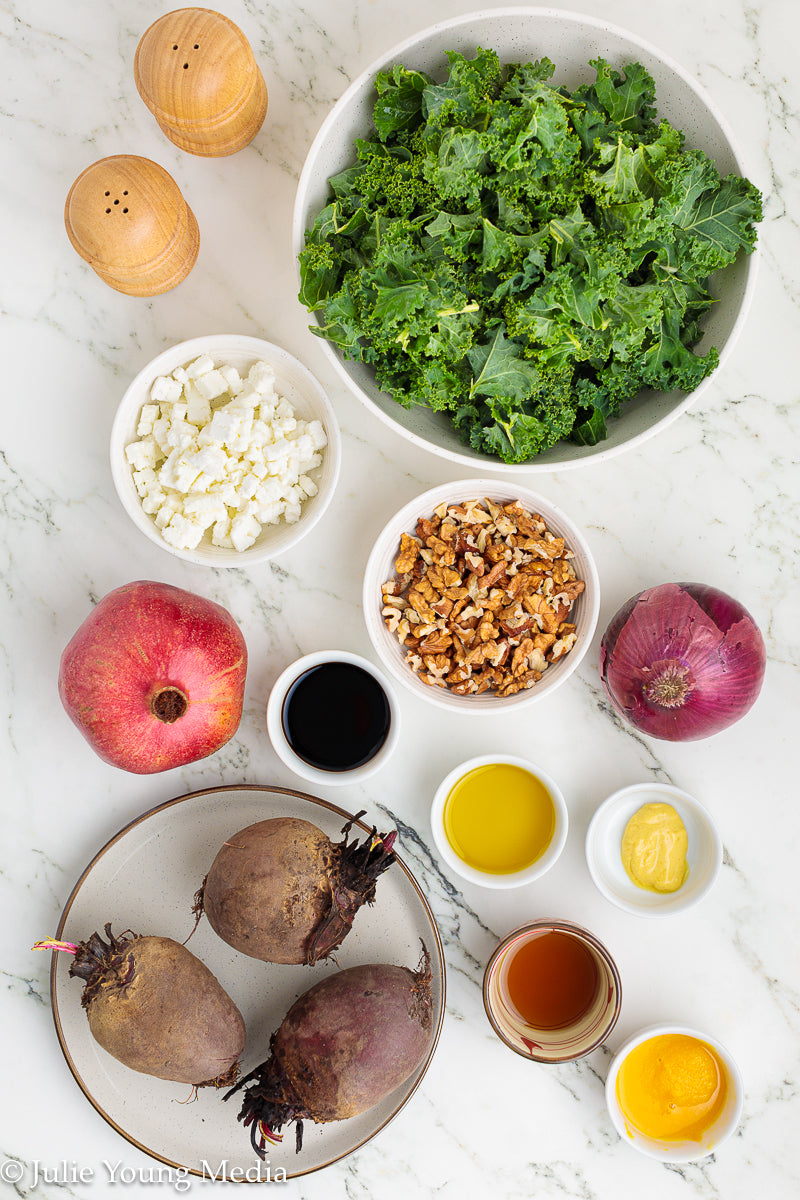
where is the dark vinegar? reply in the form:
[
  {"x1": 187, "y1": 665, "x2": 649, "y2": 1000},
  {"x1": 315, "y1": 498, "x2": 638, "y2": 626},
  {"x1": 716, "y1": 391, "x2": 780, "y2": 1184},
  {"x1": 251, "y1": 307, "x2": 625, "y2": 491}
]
[{"x1": 282, "y1": 662, "x2": 391, "y2": 771}]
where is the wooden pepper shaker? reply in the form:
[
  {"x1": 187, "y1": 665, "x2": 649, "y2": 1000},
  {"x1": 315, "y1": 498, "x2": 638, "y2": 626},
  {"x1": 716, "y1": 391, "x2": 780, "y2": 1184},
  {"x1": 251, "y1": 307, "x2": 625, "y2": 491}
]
[
  {"x1": 134, "y1": 8, "x2": 268, "y2": 156},
  {"x1": 64, "y1": 155, "x2": 199, "y2": 295}
]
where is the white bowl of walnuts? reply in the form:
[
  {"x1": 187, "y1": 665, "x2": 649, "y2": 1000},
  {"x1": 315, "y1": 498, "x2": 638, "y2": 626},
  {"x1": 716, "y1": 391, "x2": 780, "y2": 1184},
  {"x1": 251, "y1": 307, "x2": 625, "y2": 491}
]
[{"x1": 363, "y1": 480, "x2": 600, "y2": 712}]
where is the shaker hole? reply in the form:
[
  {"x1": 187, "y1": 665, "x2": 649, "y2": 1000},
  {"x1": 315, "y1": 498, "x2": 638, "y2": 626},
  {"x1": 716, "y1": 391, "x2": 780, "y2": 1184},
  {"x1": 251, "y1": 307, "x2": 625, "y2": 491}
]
[
  {"x1": 122, "y1": 190, "x2": 128, "y2": 196},
  {"x1": 104, "y1": 190, "x2": 110, "y2": 197},
  {"x1": 172, "y1": 44, "x2": 178, "y2": 50},
  {"x1": 122, "y1": 207, "x2": 129, "y2": 214},
  {"x1": 114, "y1": 199, "x2": 120, "y2": 205},
  {"x1": 193, "y1": 44, "x2": 199, "y2": 49},
  {"x1": 183, "y1": 62, "x2": 189, "y2": 69},
  {"x1": 105, "y1": 208, "x2": 111, "y2": 214}
]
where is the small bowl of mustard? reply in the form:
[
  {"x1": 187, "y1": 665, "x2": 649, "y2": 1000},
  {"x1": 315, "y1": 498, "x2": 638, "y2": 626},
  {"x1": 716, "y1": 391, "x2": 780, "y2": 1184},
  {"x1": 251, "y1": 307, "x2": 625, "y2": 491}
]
[
  {"x1": 431, "y1": 754, "x2": 568, "y2": 889},
  {"x1": 585, "y1": 783, "x2": 722, "y2": 917}
]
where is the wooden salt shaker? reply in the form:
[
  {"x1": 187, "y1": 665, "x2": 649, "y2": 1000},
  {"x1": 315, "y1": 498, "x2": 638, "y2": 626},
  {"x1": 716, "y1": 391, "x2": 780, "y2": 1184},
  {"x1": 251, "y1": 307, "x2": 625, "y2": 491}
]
[
  {"x1": 134, "y1": 8, "x2": 268, "y2": 156},
  {"x1": 64, "y1": 155, "x2": 199, "y2": 296}
]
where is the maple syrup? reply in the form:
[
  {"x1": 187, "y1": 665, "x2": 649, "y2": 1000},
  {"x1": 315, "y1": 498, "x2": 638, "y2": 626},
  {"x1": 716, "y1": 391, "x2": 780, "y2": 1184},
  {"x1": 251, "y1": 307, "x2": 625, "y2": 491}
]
[{"x1": 505, "y1": 929, "x2": 599, "y2": 1030}]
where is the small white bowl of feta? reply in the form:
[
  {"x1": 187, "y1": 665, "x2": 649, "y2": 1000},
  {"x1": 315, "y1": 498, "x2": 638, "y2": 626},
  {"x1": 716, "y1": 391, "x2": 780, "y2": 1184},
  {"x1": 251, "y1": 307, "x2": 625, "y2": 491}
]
[{"x1": 110, "y1": 334, "x2": 341, "y2": 565}]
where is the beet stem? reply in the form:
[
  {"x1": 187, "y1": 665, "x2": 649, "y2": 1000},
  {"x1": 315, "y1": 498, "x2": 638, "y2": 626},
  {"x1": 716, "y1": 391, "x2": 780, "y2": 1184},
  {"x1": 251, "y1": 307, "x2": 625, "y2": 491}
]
[
  {"x1": 304, "y1": 819, "x2": 398, "y2": 965},
  {"x1": 32, "y1": 938, "x2": 78, "y2": 955}
]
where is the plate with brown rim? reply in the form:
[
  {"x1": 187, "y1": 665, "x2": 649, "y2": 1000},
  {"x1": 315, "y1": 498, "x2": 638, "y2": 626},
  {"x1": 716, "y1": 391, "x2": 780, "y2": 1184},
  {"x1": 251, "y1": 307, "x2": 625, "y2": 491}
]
[{"x1": 47, "y1": 785, "x2": 445, "y2": 1181}]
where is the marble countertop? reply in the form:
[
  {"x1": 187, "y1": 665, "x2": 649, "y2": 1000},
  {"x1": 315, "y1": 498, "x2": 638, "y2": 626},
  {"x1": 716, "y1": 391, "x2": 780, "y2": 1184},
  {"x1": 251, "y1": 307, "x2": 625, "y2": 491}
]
[{"x1": 2, "y1": 0, "x2": 798, "y2": 1197}]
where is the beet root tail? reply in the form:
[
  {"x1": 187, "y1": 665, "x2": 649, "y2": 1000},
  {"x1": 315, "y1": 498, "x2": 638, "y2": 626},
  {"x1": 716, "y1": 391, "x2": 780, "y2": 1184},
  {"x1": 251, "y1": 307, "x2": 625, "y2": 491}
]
[{"x1": 224, "y1": 1055, "x2": 306, "y2": 1157}]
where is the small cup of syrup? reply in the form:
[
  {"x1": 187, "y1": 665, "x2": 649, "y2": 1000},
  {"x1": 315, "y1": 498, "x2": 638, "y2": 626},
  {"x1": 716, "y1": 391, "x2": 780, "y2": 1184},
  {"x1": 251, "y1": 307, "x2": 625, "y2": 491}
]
[
  {"x1": 266, "y1": 650, "x2": 400, "y2": 786},
  {"x1": 483, "y1": 919, "x2": 621, "y2": 1063}
]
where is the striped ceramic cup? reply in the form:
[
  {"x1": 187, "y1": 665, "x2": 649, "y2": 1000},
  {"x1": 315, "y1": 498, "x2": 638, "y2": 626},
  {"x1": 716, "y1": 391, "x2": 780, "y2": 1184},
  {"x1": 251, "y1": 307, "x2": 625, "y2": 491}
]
[{"x1": 483, "y1": 919, "x2": 621, "y2": 1063}]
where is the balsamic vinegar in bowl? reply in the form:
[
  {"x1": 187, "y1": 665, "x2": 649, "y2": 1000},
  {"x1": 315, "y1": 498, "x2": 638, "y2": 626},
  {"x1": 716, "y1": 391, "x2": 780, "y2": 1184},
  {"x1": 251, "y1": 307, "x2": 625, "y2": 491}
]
[
  {"x1": 282, "y1": 662, "x2": 391, "y2": 771},
  {"x1": 266, "y1": 650, "x2": 400, "y2": 786}
]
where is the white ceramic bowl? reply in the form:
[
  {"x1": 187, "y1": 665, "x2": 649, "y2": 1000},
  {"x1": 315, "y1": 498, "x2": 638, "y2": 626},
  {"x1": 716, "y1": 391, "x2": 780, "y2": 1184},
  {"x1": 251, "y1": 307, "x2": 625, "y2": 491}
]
[
  {"x1": 266, "y1": 649, "x2": 401, "y2": 786},
  {"x1": 605, "y1": 1023, "x2": 743, "y2": 1161},
  {"x1": 585, "y1": 782, "x2": 722, "y2": 917},
  {"x1": 431, "y1": 754, "x2": 568, "y2": 889},
  {"x1": 110, "y1": 334, "x2": 341, "y2": 566},
  {"x1": 292, "y1": 7, "x2": 758, "y2": 472},
  {"x1": 363, "y1": 480, "x2": 600, "y2": 712}
]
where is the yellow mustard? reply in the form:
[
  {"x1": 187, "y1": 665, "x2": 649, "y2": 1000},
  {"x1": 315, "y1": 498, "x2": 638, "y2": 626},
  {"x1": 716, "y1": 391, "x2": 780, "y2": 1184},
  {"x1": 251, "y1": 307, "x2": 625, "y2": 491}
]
[{"x1": 621, "y1": 802, "x2": 689, "y2": 893}]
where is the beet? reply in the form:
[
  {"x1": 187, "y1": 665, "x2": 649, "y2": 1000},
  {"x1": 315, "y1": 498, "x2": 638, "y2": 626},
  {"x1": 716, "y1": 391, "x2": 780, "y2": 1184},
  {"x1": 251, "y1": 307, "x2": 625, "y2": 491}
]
[
  {"x1": 226, "y1": 945, "x2": 433, "y2": 1155},
  {"x1": 41, "y1": 923, "x2": 245, "y2": 1087},
  {"x1": 193, "y1": 812, "x2": 397, "y2": 965}
]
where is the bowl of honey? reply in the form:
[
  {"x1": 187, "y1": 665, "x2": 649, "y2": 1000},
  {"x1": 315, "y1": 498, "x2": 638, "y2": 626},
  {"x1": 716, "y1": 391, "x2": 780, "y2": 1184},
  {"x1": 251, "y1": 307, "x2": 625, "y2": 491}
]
[
  {"x1": 430, "y1": 755, "x2": 568, "y2": 889},
  {"x1": 605, "y1": 1023, "x2": 743, "y2": 1160},
  {"x1": 483, "y1": 919, "x2": 622, "y2": 1062}
]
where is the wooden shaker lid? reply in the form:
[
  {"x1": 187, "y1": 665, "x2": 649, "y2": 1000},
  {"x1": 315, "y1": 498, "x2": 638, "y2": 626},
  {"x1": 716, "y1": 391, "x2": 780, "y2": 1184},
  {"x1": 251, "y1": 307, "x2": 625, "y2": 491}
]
[
  {"x1": 64, "y1": 155, "x2": 199, "y2": 296},
  {"x1": 134, "y1": 8, "x2": 268, "y2": 156}
]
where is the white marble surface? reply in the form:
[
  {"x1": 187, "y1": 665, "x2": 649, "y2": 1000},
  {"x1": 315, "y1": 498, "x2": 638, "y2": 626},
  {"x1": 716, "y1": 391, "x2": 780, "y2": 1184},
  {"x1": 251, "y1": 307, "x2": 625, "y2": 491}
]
[{"x1": 2, "y1": 0, "x2": 799, "y2": 1197}]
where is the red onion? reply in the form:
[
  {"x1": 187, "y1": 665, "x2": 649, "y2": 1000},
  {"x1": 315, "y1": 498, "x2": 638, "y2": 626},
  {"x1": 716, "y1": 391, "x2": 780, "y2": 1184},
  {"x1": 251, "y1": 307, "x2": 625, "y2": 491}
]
[{"x1": 598, "y1": 582, "x2": 766, "y2": 741}]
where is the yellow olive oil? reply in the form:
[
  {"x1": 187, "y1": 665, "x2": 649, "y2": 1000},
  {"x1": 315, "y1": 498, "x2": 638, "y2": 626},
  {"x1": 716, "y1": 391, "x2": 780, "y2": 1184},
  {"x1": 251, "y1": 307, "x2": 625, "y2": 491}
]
[{"x1": 443, "y1": 763, "x2": 556, "y2": 874}]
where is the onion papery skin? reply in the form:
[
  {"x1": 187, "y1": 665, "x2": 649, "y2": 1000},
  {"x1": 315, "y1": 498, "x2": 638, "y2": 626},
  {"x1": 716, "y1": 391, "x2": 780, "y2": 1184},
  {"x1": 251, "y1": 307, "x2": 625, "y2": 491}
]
[{"x1": 599, "y1": 582, "x2": 766, "y2": 741}]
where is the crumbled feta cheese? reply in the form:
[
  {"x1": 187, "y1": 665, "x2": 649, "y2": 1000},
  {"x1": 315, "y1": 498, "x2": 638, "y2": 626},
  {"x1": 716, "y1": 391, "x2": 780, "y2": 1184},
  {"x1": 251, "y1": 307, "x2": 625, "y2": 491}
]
[
  {"x1": 151, "y1": 417, "x2": 171, "y2": 453},
  {"x1": 162, "y1": 513, "x2": 205, "y2": 550},
  {"x1": 136, "y1": 404, "x2": 160, "y2": 437},
  {"x1": 219, "y1": 364, "x2": 243, "y2": 395},
  {"x1": 211, "y1": 516, "x2": 233, "y2": 547},
  {"x1": 141, "y1": 487, "x2": 167, "y2": 515},
  {"x1": 150, "y1": 375, "x2": 183, "y2": 406},
  {"x1": 307, "y1": 421, "x2": 327, "y2": 451},
  {"x1": 165, "y1": 419, "x2": 197, "y2": 451},
  {"x1": 186, "y1": 354, "x2": 215, "y2": 380},
  {"x1": 125, "y1": 356, "x2": 327, "y2": 553},
  {"x1": 184, "y1": 382, "x2": 212, "y2": 426},
  {"x1": 248, "y1": 360, "x2": 276, "y2": 394},
  {"x1": 125, "y1": 440, "x2": 158, "y2": 471},
  {"x1": 154, "y1": 495, "x2": 181, "y2": 528},
  {"x1": 230, "y1": 512, "x2": 261, "y2": 551},
  {"x1": 132, "y1": 467, "x2": 157, "y2": 497},
  {"x1": 193, "y1": 369, "x2": 229, "y2": 401},
  {"x1": 182, "y1": 491, "x2": 228, "y2": 528},
  {"x1": 192, "y1": 444, "x2": 228, "y2": 478}
]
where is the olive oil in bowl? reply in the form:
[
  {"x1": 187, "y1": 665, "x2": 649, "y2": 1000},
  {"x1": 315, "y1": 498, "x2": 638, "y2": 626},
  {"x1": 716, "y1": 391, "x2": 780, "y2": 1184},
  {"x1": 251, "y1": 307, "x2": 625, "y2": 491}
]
[
  {"x1": 431, "y1": 755, "x2": 568, "y2": 889},
  {"x1": 444, "y1": 763, "x2": 555, "y2": 874}
]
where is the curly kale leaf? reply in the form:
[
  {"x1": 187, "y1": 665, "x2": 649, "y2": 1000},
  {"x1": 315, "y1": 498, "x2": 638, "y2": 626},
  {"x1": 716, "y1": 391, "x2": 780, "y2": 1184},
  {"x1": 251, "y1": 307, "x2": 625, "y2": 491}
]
[
  {"x1": 299, "y1": 50, "x2": 762, "y2": 463},
  {"x1": 373, "y1": 65, "x2": 432, "y2": 142}
]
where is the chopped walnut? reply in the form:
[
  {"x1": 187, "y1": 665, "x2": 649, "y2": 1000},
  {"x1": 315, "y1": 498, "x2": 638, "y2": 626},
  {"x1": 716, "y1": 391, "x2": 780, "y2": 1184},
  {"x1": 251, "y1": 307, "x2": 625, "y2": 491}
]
[
  {"x1": 395, "y1": 532, "x2": 419, "y2": 575},
  {"x1": 381, "y1": 498, "x2": 584, "y2": 698}
]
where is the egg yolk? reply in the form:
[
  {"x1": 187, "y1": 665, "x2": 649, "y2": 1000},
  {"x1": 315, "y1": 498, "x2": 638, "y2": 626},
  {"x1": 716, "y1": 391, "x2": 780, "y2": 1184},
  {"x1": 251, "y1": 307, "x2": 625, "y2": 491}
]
[{"x1": 616, "y1": 1034, "x2": 728, "y2": 1143}]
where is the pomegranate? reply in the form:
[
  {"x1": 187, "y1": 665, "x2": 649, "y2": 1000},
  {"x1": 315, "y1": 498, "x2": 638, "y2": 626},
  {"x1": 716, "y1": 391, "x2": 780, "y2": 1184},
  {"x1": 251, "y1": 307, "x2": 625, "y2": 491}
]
[{"x1": 58, "y1": 580, "x2": 247, "y2": 773}]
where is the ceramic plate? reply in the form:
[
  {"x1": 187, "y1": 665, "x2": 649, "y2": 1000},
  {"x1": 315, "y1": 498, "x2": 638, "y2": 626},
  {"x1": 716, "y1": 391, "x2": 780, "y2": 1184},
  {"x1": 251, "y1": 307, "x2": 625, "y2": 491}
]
[{"x1": 49, "y1": 786, "x2": 445, "y2": 1180}]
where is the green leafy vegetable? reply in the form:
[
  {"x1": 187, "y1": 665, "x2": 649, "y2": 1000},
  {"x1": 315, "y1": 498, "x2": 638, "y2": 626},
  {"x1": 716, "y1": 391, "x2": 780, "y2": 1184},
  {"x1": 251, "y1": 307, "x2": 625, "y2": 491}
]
[{"x1": 299, "y1": 51, "x2": 762, "y2": 463}]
